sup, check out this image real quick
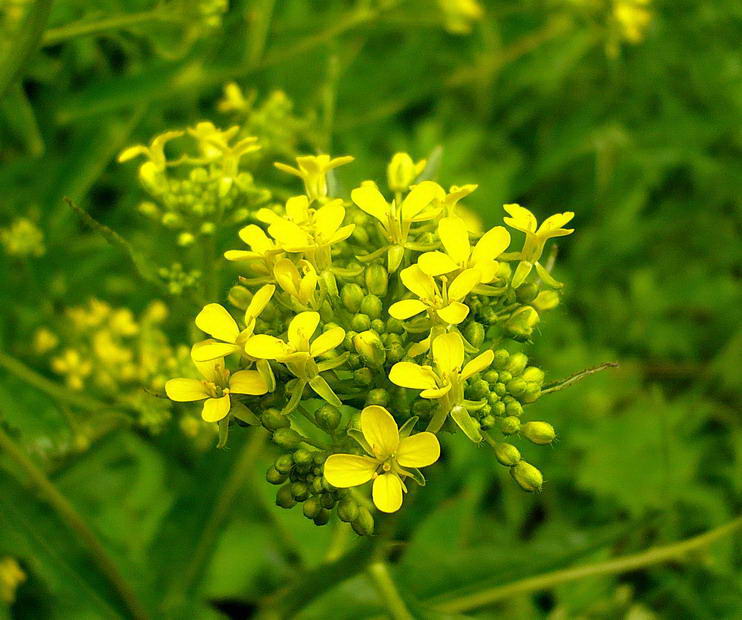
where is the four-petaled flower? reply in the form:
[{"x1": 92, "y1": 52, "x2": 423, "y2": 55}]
[
  {"x1": 191, "y1": 284, "x2": 275, "y2": 362},
  {"x1": 224, "y1": 224, "x2": 283, "y2": 276},
  {"x1": 389, "y1": 264, "x2": 481, "y2": 325},
  {"x1": 245, "y1": 311, "x2": 346, "y2": 411},
  {"x1": 165, "y1": 357, "x2": 268, "y2": 422},
  {"x1": 274, "y1": 154, "x2": 354, "y2": 201},
  {"x1": 324, "y1": 405, "x2": 440, "y2": 513},
  {"x1": 503, "y1": 204, "x2": 574, "y2": 288},
  {"x1": 389, "y1": 332, "x2": 493, "y2": 440},
  {"x1": 418, "y1": 216, "x2": 511, "y2": 284},
  {"x1": 273, "y1": 258, "x2": 319, "y2": 309}
]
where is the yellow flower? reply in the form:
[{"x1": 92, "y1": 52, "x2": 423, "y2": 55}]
[
  {"x1": 191, "y1": 284, "x2": 275, "y2": 361},
  {"x1": 389, "y1": 332, "x2": 493, "y2": 440},
  {"x1": 418, "y1": 216, "x2": 511, "y2": 284},
  {"x1": 323, "y1": 405, "x2": 440, "y2": 513},
  {"x1": 274, "y1": 154, "x2": 354, "y2": 200},
  {"x1": 389, "y1": 264, "x2": 480, "y2": 325},
  {"x1": 351, "y1": 180, "x2": 445, "y2": 271},
  {"x1": 613, "y1": 0, "x2": 652, "y2": 44},
  {"x1": 217, "y1": 81, "x2": 249, "y2": 113},
  {"x1": 503, "y1": 203, "x2": 574, "y2": 288},
  {"x1": 117, "y1": 130, "x2": 184, "y2": 171},
  {"x1": 0, "y1": 556, "x2": 26, "y2": 605},
  {"x1": 165, "y1": 356, "x2": 268, "y2": 422},
  {"x1": 245, "y1": 311, "x2": 346, "y2": 410},
  {"x1": 273, "y1": 258, "x2": 318, "y2": 308},
  {"x1": 224, "y1": 224, "x2": 283, "y2": 275},
  {"x1": 438, "y1": 0, "x2": 484, "y2": 35},
  {"x1": 51, "y1": 349, "x2": 92, "y2": 391}
]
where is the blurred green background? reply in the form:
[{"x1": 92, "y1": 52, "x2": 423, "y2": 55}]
[{"x1": 0, "y1": 0, "x2": 740, "y2": 618}]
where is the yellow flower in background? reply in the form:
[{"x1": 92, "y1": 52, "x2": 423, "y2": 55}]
[
  {"x1": 117, "y1": 130, "x2": 184, "y2": 171},
  {"x1": 438, "y1": 0, "x2": 484, "y2": 35},
  {"x1": 387, "y1": 152, "x2": 427, "y2": 193},
  {"x1": 389, "y1": 332, "x2": 493, "y2": 439},
  {"x1": 191, "y1": 284, "x2": 275, "y2": 361},
  {"x1": 389, "y1": 264, "x2": 480, "y2": 325},
  {"x1": 613, "y1": 0, "x2": 652, "y2": 44},
  {"x1": 0, "y1": 556, "x2": 26, "y2": 605},
  {"x1": 418, "y1": 216, "x2": 511, "y2": 284},
  {"x1": 274, "y1": 154, "x2": 354, "y2": 200},
  {"x1": 217, "y1": 81, "x2": 249, "y2": 113},
  {"x1": 273, "y1": 258, "x2": 319, "y2": 308},
  {"x1": 165, "y1": 356, "x2": 268, "y2": 422},
  {"x1": 503, "y1": 203, "x2": 574, "y2": 289},
  {"x1": 224, "y1": 224, "x2": 283, "y2": 275},
  {"x1": 51, "y1": 349, "x2": 92, "y2": 390},
  {"x1": 245, "y1": 311, "x2": 346, "y2": 409},
  {"x1": 324, "y1": 405, "x2": 440, "y2": 513}
]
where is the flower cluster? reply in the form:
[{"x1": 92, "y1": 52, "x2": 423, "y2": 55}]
[{"x1": 164, "y1": 148, "x2": 574, "y2": 534}]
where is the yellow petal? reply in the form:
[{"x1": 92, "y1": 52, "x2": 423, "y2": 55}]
[
  {"x1": 269, "y1": 219, "x2": 312, "y2": 251},
  {"x1": 436, "y1": 302, "x2": 469, "y2": 324},
  {"x1": 361, "y1": 405, "x2": 400, "y2": 459},
  {"x1": 324, "y1": 454, "x2": 378, "y2": 488},
  {"x1": 397, "y1": 432, "x2": 440, "y2": 468},
  {"x1": 224, "y1": 250, "x2": 258, "y2": 261},
  {"x1": 273, "y1": 161, "x2": 302, "y2": 178},
  {"x1": 537, "y1": 212, "x2": 574, "y2": 236},
  {"x1": 190, "y1": 340, "x2": 241, "y2": 362},
  {"x1": 400, "y1": 264, "x2": 437, "y2": 300},
  {"x1": 238, "y1": 224, "x2": 274, "y2": 253},
  {"x1": 273, "y1": 258, "x2": 299, "y2": 295},
  {"x1": 310, "y1": 327, "x2": 345, "y2": 357},
  {"x1": 330, "y1": 223, "x2": 355, "y2": 245},
  {"x1": 448, "y1": 268, "x2": 480, "y2": 301},
  {"x1": 388, "y1": 299, "x2": 428, "y2": 320},
  {"x1": 288, "y1": 311, "x2": 320, "y2": 351},
  {"x1": 192, "y1": 355, "x2": 223, "y2": 383},
  {"x1": 315, "y1": 201, "x2": 345, "y2": 239},
  {"x1": 195, "y1": 304, "x2": 239, "y2": 343},
  {"x1": 471, "y1": 226, "x2": 511, "y2": 264},
  {"x1": 165, "y1": 378, "x2": 207, "y2": 402},
  {"x1": 438, "y1": 217, "x2": 471, "y2": 265},
  {"x1": 407, "y1": 337, "x2": 430, "y2": 357},
  {"x1": 202, "y1": 395, "x2": 231, "y2": 422},
  {"x1": 245, "y1": 334, "x2": 289, "y2": 359},
  {"x1": 246, "y1": 284, "x2": 275, "y2": 319},
  {"x1": 372, "y1": 473, "x2": 404, "y2": 513},
  {"x1": 503, "y1": 203, "x2": 537, "y2": 233},
  {"x1": 298, "y1": 261, "x2": 318, "y2": 303},
  {"x1": 511, "y1": 261, "x2": 533, "y2": 288},
  {"x1": 388, "y1": 362, "x2": 439, "y2": 391},
  {"x1": 461, "y1": 349, "x2": 494, "y2": 380},
  {"x1": 418, "y1": 251, "x2": 459, "y2": 276},
  {"x1": 420, "y1": 384, "x2": 453, "y2": 399},
  {"x1": 401, "y1": 181, "x2": 445, "y2": 221},
  {"x1": 285, "y1": 195, "x2": 310, "y2": 222},
  {"x1": 351, "y1": 181, "x2": 389, "y2": 225},
  {"x1": 229, "y1": 370, "x2": 268, "y2": 395},
  {"x1": 432, "y1": 332, "x2": 464, "y2": 374}
]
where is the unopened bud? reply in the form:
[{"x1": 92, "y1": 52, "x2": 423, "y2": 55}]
[
  {"x1": 464, "y1": 321, "x2": 485, "y2": 347},
  {"x1": 532, "y1": 290, "x2": 559, "y2": 312},
  {"x1": 506, "y1": 378, "x2": 528, "y2": 397},
  {"x1": 366, "y1": 388, "x2": 389, "y2": 407},
  {"x1": 515, "y1": 283, "x2": 539, "y2": 303},
  {"x1": 506, "y1": 352, "x2": 528, "y2": 376},
  {"x1": 360, "y1": 294, "x2": 383, "y2": 319},
  {"x1": 228, "y1": 285, "x2": 252, "y2": 310},
  {"x1": 351, "y1": 506, "x2": 375, "y2": 536},
  {"x1": 320, "y1": 270, "x2": 339, "y2": 297},
  {"x1": 505, "y1": 307, "x2": 539, "y2": 341},
  {"x1": 522, "y1": 366, "x2": 545, "y2": 384},
  {"x1": 354, "y1": 330, "x2": 386, "y2": 368},
  {"x1": 353, "y1": 367, "x2": 374, "y2": 385},
  {"x1": 493, "y1": 442, "x2": 521, "y2": 466},
  {"x1": 337, "y1": 498, "x2": 359, "y2": 523},
  {"x1": 272, "y1": 428, "x2": 302, "y2": 449},
  {"x1": 387, "y1": 152, "x2": 425, "y2": 193},
  {"x1": 342, "y1": 284, "x2": 364, "y2": 312},
  {"x1": 351, "y1": 313, "x2": 371, "y2": 332},
  {"x1": 387, "y1": 245, "x2": 404, "y2": 273},
  {"x1": 365, "y1": 264, "x2": 389, "y2": 296},
  {"x1": 521, "y1": 421, "x2": 556, "y2": 445},
  {"x1": 262, "y1": 408, "x2": 290, "y2": 431},
  {"x1": 500, "y1": 416, "x2": 521, "y2": 434},
  {"x1": 266, "y1": 466, "x2": 286, "y2": 485},
  {"x1": 276, "y1": 484, "x2": 296, "y2": 508},
  {"x1": 303, "y1": 497, "x2": 321, "y2": 519},
  {"x1": 511, "y1": 460, "x2": 543, "y2": 492},
  {"x1": 493, "y1": 349, "x2": 509, "y2": 369}
]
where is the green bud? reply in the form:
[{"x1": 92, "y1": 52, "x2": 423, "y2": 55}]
[
  {"x1": 343, "y1": 330, "x2": 357, "y2": 351},
  {"x1": 510, "y1": 460, "x2": 543, "y2": 492},
  {"x1": 360, "y1": 295, "x2": 383, "y2": 320},
  {"x1": 480, "y1": 415, "x2": 496, "y2": 430},
  {"x1": 371, "y1": 319, "x2": 386, "y2": 333},
  {"x1": 507, "y1": 378, "x2": 528, "y2": 397},
  {"x1": 276, "y1": 484, "x2": 296, "y2": 508},
  {"x1": 387, "y1": 245, "x2": 405, "y2": 273},
  {"x1": 531, "y1": 290, "x2": 559, "y2": 312},
  {"x1": 365, "y1": 264, "x2": 389, "y2": 296},
  {"x1": 483, "y1": 370, "x2": 499, "y2": 385},
  {"x1": 522, "y1": 384, "x2": 542, "y2": 404},
  {"x1": 500, "y1": 416, "x2": 521, "y2": 435},
  {"x1": 347, "y1": 353, "x2": 362, "y2": 370},
  {"x1": 366, "y1": 388, "x2": 389, "y2": 407},
  {"x1": 341, "y1": 284, "x2": 364, "y2": 312},
  {"x1": 352, "y1": 507, "x2": 375, "y2": 536},
  {"x1": 293, "y1": 449, "x2": 314, "y2": 467},
  {"x1": 266, "y1": 466, "x2": 287, "y2": 485},
  {"x1": 320, "y1": 493, "x2": 336, "y2": 509},
  {"x1": 227, "y1": 285, "x2": 252, "y2": 310},
  {"x1": 291, "y1": 482, "x2": 309, "y2": 502},
  {"x1": 337, "y1": 498, "x2": 359, "y2": 523},
  {"x1": 464, "y1": 322, "x2": 485, "y2": 348},
  {"x1": 493, "y1": 382, "x2": 507, "y2": 397},
  {"x1": 522, "y1": 367, "x2": 545, "y2": 384},
  {"x1": 505, "y1": 352, "x2": 528, "y2": 376},
  {"x1": 505, "y1": 400, "x2": 524, "y2": 417},
  {"x1": 521, "y1": 421, "x2": 556, "y2": 445},
  {"x1": 275, "y1": 454, "x2": 294, "y2": 474},
  {"x1": 262, "y1": 408, "x2": 290, "y2": 431},
  {"x1": 505, "y1": 307, "x2": 539, "y2": 341},
  {"x1": 492, "y1": 401, "x2": 506, "y2": 417},
  {"x1": 314, "y1": 508, "x2": 331, "y2": 526},
  {"x1": 494, "y1": 442, "x2": 521, "y2": 466},
  {"x1": 353, "y1": 367, "x2": 374, "y2": 386},
  {"x1": 320, "y1": 270, "x2": 339, "y2": 297},
  {"x1": 386, "y1": 317, "x2": 405, "y2": 334},
  {"x1": 354, "y1": 330, "x2": 386, "y2": 368},
  {"x1": 316, "y1": 404, "x2": 341, "y2": 431},
  {"x1": 412, "y1": 399, "x2": 434, "y2": 417},
  {"x1": 388, "y1": 342, "x2": 405, "y2": 363},
  {"x1": 303, "y1": 497, "x2": 321, "y2": 519},
  {"x1": 467, "y1": 379, "x2": 490, "y2": 400},
  {"x1": 493, "y1": 349, "x2": 510, "y2": 369},
  {"x1": 515, "y1": 283, "x2": 539, "y2": 303},
  {"x1": 499, "y1": 371, "x2": 513, "y2": 383},
  {"x1": 272, "y1": 428, "x2": 302, "y2": 450},
  {"x1": 351, "y1": 314, "x2": 371, "y2": 332},
  {"x1": 311, "y1": 477, "x2": 324, "y2": 494}
]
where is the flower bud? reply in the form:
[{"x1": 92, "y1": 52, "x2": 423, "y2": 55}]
[
  {"x1": 320, "y1": 270, "x2": 339, "y2": 297},
  {"x1": 532, "y1": 290, "x2": 559, "y2": 312},
  {"x1": 337, "y1": 498, "x2": 359, "y2": 523},
  {"x1": 227, "y1": 285, "x2": 252, "y2": 310},
  {"x1": 354, "y1": 330, "x2": 386, "y2": 368},
  {"x1": 522, "y1": 366, "x2": 545, "y2": 384},
  {"x1": 387, "y1": 342, "x2": 405, "y2": 363},
  {"x1": 314, "y1": 508, "x2": 331, "y2": 526},
  {"x1": 499, "y1": 416, "x2": 521, "y2": 435},
  {"x1": 510, "y1": 460, "x2": 543, "y2": 492},
  {"x1": 493, "y1": 349, "x2": 509, "y2": 369},
  {"x1": 291, "y1": 481, "x2": 309, "y2": 502},
  {"x1": 293, "y1": 448, "x2": 314, "y2": 468},
  {"x1": 505, "y1": 400, "x2": 523, "y2": 417},
  {"x1": 522, "y1": 384, "x2": 542, "y2": 403},
  {"x1": 365, "y1": 264, "x2": 389, "y2": 296},
  {"x1": 351, "y1": 313, "x2": 371, "y2": 332},
  {"x1": 505, "y1": 352, "x2": 528, "y2": 376},
  {"x1": 387, "y1": 152, "x2": 425, "y2": 193},
  {"x1": 303, "y1": 497, "x2": 321, "y2": 519},
  {"x1": 515, "y1": 283, "x2": 539, "y2": 303},
  {"x1": 371, "y1": 319, "x2": 386, "y2": 333},
  {"x1": 387, "y1": 245, "x2": 405, "y2": 273},
  {"x1": 505, "y1": 307, "x2": 539, "y2": 341},
  {"x1": 275, "y1": 454, "x2": 294, "y2": 474},
  {"x1": 493, "y1": 442, "x2": 521, "y2": 466},
  {"x1": 499, "y1": 371, "x2": 512, "y2": 383},
  {"x1": 272, "y1": 428, "x2": 302, "y2": 450},
  {"x1": 506, "y1": 378, "x2": 528, "y2": 397},
  {"x1": 276, "y1": 483, "x2": 296, "y2": 508},
  {"x1": 466, "y1": 379, "x2": 490, "y2": 400},
  {"x1": 366, "y1": 388, "x2": 389, "y2": 407},
  {"x1": 480, "y1": 414, "x2": 496, "y2": 429},
  {"x1": 412, "y1": 399, "x2": 434, "y2": 417},
  {"x1": 483, "y1": 370, "x2": 499, "y2": 385},
  {"x1": 266, "y1": 466, "x2": 287, "y2": 485},
  {"x1": 360, "y1": 294, "x2": 383, "y2": 319},
  {"x1": 262, "y1": 408, "x2": 290, "y2": 431},
  {"x1": 351, "y1": 506, "x2": 375, "y2": 536},
  {"x1": 521, "y1": 421, "x2": 556, "y2": 445},
  {"x1": 386, "y1": 317, "x2": 405, "y2": 334},
  {"x1": 341, "y1": 284, "x2": 364, "y2": 312},
  {"x1": 353, "y1": 367, "x2": 374, "y2": 385},
  {"x1": 464, "y1": 321, "x2": 485, "y2": 347}
]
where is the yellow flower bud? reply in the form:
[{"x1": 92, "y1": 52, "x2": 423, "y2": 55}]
[
  {"x1": 387, "y1": 152, "x2": 426, "y2": 193},
  {"x1": 511, "y1": 460, "x2": 543, "y2": 492},
  {"x1": 532, "y1": 290, "x2": 560, "y2": 312},
  {"x1": 521, "y1": 421, "x2": 556, "y2": 445},
  {"x1": 353, "y1": 330, "x2": 386, "y2": 368}
]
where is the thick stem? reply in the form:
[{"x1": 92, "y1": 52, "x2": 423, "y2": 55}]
[
  {"x1": 0, "y1": 424, "x2": 149, "y2": 619},
  {"x1": 367, "y1": 561, "x2": 413, "y2": 620}
]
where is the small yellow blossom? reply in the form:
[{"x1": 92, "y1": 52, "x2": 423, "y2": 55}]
[
  {"x1": 503, "y1": 203, "x2": 574, "y2": 288},
  {"x1": 438, "y1": 0, "x2": 484, "y2": 35},
  {"x1": 217, "y1": 81, "x2": 249, "y2": 113},
  {"x1": 613, "y1": 0, "x2": 652, "y2": 44},
  {"x1": 245, "y1": 311, "x2": 345, "y2": 410},
  {"x1": 324, "y1": 405, "x2": 440, "y2": 513},
  {"x1": 117, "y1": 130, "x2": 184, "y2": 171},
  {"x1": 191, "y1": 284, "x2": 275, "y2": 361},
  {"x1": 275, "y1": 154, "x2": 354, "y2": 201},
  {"x1": 165, "y1": 355, "x2": 268, "y2": 422},
  {"x1": 33, "y1": 327, "x2": 58, "y2": 354},
  {"x1": 387, "y1": 152, "x2": 427, "y2": 193},
  {"x1": 389, "y1": 332, "x2": 493, "y2": 439},
  {"x1": 0, "y1": 217, "x2": 45, "y2": 257},
  {"x1": 273, "y1": 258, "x2": 318, "y2": 308},
  {"x1": 418, "y1": 216, "x2": 511, "y2": 284},
  {"x1": 389, "y1": 264, "x2": 480, "y2": 325},
  {"x1": 0, "y1": 556, "x2": 26, "y2": 604},
  {"x1": 51, "y1": 349, "x2": 92, "y2": 390},
  {"x1": 224, "y1": 223, "x2": 283, "y2": 275}
]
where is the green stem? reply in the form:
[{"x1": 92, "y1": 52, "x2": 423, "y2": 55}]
[
  {"x1": 432, "y1": 516, "x2": 742, "y2": 614},
  {"x1": 541, "y1": 362, "x2": 619, "y2": 395},
  {"x1": 41, "y1": 10, "x2": 179, "y2": 46},
  {"x1": 0, "y1": 0, "x2": 54, "y2": 99},
  {"x1": 162, "y1": 428, "x2": 267, "y2": 612},
  {"x1": 367, "y1": 561, "x2": 413, "y2": 620},
  {"x1": 0, "y1": 424, "x2": 149, "y2": 619}
]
